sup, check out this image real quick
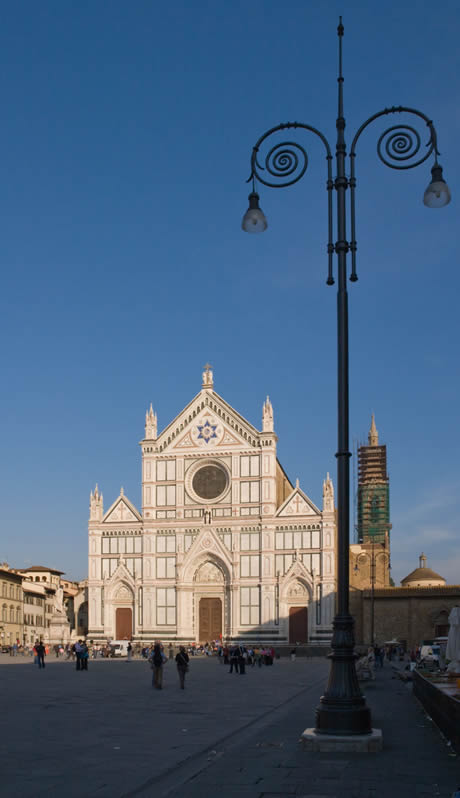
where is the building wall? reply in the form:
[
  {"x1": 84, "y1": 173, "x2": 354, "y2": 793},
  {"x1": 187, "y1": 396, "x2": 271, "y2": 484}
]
[
  {"x1": 350, "y1": 585, "x2": 460, "y2": 650},
  {"x1": 23, "y1": 590, "x2": 45, "y2": 645},
  {"x1": 0, "y1": 570, "x2": 23, "y2": 647}
]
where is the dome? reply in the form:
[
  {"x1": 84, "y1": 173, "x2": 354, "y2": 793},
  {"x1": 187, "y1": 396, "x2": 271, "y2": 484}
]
[{"x1": 401, "y1": 553, "x2": 446, "y2": 587}]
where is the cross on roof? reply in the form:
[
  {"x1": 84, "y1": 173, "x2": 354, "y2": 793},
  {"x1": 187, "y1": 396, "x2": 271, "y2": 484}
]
[{"x1": 292, "y1": 494, "x2": 304, "y2": 513}]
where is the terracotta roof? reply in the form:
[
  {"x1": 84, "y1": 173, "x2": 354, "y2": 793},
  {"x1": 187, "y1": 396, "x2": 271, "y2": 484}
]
[
  {"x1": 401, "y1": 566, "x2": 445, "y2": 585},
  {"x1": 21, "y1": 566, "x2": 65, "y2": 575}
]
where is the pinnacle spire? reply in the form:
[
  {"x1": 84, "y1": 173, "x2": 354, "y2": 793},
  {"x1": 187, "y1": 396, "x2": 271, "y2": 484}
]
[
  {"x1": 262, "y1": 395, "x2": 274, "y2": 432},
  {"x1": 145, "y1": 403, "x2": 158, "y2": 439},
  {"x1": 368, "y1": 413, "x2": 379, "y2": 446}
]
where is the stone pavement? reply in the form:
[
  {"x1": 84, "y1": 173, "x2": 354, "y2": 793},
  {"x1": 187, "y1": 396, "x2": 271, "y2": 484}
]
[
  {"x1": 0, "y1": 655, "x2": 458, "y2": 797},
  {"x1": 154, "y1": 663, "x2": 460, "y2": 798}
]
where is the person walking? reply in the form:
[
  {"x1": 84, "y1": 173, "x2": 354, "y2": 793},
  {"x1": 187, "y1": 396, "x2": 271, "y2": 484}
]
[
  {"x1": 228, "y1": 646, "x2": 239, "y2": 674},
  {"x1": 175, "y1": 646, "x2": 189, "y2": 689},
  {"x1": 127, "y1": 642, "x2": 133, "y2": 662},
  {"x1": 36, "y1": 641, "x2": 46, "y2": 669},
  {"x1": 239, "y1": 646, "x2": 247, "y2": 675},
  {"x1": 80, "y1": 641, "x2": 89, "y2": 670},
  {"x1": 74, "y1": 640, "x2": 83, "y2": 671},
  {"x1": 150, "y1": 642, "x2": 166, "y2": 689}
]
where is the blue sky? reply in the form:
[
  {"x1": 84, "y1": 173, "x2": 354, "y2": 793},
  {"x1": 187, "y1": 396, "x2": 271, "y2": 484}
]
[{"x1": 0, "y1": 1, "x2": 458, "y2": 586}]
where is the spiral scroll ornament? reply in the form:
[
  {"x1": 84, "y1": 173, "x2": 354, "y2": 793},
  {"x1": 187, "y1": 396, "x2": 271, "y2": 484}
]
[
  {"x1": 377, "y1": 124, "x2": 434, "y2": 170},
  {"x1": 252, "y1": 140, "x2": 309, "y2": 188}
]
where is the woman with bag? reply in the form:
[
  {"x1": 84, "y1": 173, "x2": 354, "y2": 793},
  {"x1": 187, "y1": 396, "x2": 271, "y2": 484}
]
[{"x1": 175, "y1": 646, "x2": 189, "y2": 690}]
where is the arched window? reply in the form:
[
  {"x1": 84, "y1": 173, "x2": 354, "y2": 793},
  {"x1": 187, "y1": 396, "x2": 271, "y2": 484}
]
[
  {"x1": 10, "y1": 606, "x2": 14, "y2": 622},
  {"x1": 2, "y1": 604, "x2": 7, "y2": 622},
  {"x1": 434, "y1": 609, "x2": 449, "y2": 638}
]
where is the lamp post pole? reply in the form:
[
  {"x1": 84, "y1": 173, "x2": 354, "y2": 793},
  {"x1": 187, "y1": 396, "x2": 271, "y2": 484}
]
[
  {"x1": 370, "y1": 541, "x2": 375, "y2": 647},
  {"x1": 242, "y1": 18, "x2": 450, "y2": 736}
]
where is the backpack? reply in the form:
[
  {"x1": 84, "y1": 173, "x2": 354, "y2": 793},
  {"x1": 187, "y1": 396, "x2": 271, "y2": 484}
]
[{"x1": 153, "y1": 651, "x2": 163, "y2": 667}]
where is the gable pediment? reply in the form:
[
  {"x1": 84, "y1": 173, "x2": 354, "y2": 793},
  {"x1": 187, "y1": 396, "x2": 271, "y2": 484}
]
[
  {"x1": 282, "y1": 557, "x2": 314, "y2": 588},
  {"x1": 158, "y1": 391, "x2": 261, "y2": 454},
  {"x1": 107, "y1": 560, "x2": 135, "y2": 587},
  {"x1": 103, "y1": 494, "x2": 142, "y2": 524},
  {"x1": 180, "y1": 527, "x2": 233, "y2": 580},
  {"x1": 276, "y1": 487, "x2": 320, "y2": 518}
]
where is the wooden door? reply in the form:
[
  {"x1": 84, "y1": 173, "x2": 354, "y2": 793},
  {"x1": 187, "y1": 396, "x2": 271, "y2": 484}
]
[
  {"x1": 199, "y1": 598, "x2": 222, "y2": 642},
  {"x1": 289, "y1": 606, "x2": 308, "y2": 644},
  {"x1": 116, "y1": 608, "x2": 132, "y2": 639}
]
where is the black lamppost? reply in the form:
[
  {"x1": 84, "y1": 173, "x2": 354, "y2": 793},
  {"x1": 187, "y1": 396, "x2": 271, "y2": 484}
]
[{"x1": 242, "y1": 19, "x2": 450, "y2": 736}]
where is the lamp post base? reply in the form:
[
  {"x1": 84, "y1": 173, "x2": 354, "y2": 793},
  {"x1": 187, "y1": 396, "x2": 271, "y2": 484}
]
[
  {"x1": 314, "y1": 612, "x2": 373, "y2": 735},
  {"x1": 301, "y1": 727, "x2": 383, "y2": 752}
]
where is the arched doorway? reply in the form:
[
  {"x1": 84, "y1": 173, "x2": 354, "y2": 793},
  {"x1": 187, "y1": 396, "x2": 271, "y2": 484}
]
[
  {"x1": 116, "y1": 608, "x2": 132, "y2": 639},
  {"x1": 289, "y1": 607, "x2": 308, "y2": 643},
  {"x1": 194, "y1": 561, "x2": 225, "y2": 643},
  {"x1": 113, "y1": 584, "x2": 134, "y2": 639},
  {"x1": 286, "y1": 580, "x2": 310, "y2": 644},
  {"x1": 199, "y1": 597, "x2": 222, "y2": 642}
]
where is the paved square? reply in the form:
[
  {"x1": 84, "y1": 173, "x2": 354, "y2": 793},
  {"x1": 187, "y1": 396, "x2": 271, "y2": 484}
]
[
  {"x1": 1, "y1": 656, "x2": 459, "y2": 797},
  {"x1": 0, "y1": 655, "x2": 328, "y2": 797}
]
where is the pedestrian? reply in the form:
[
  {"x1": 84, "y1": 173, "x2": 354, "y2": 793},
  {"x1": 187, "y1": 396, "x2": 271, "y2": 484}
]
[
  {"x1": 168, "y1": 644, "x2": 174, "y2": 661},
  {"x1": 150, "y1": 642, "x2": 166, "y2": 689},
  {"x1": 80, "y1": 641, "x2": 89, "y2": 670},
  {"x1": 36, "y1": 641, "x2": 46, "y2": 669},
  {"x1": 223, "y1": 645, "x2": 229, "y2": 665},
  {"x1": 127, "y1": 642, "x2": 133, "y2": 662},
  {"x1": 290, "y1": 648, "x2": 297, "y2": 662},
  {"x1": 175, "y1": 645, "x2": 189, "y2": 689},
  {"x1": 240, "y1": 646, "x2": 247, "y2": 675},
  {"x1": 229, "y1": 646, "x2": 239, "y2": 674},
  {"x1": 74, "y1": 640, "x2": 83, "y2": 671}
]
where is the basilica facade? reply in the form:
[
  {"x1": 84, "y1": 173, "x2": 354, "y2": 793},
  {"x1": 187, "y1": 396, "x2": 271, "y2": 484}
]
[{"x1": 87, "y1": 368, "x2": 337, "y2": 646}]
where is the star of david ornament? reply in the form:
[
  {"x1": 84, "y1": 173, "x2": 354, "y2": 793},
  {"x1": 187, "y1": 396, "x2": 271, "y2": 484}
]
[{"x1": 197, "y1": 420, "x2": 217, "y2": 443}]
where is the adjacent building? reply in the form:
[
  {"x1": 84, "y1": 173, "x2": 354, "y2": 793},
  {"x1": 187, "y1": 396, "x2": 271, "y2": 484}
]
[
  {"x1": 0, "y1": 567, "x2": 23, "y2": 648},
  {"x1": 350, "y1": 554, "x2": 459, "y2": 650},
  {"x1": 88, "y1": 368, "x2": 337, "y2": 646}
]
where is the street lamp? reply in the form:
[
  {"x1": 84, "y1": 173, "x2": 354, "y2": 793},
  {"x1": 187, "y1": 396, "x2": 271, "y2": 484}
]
[
  {"x1": 242, "y1": 19, "x2": 450, "y2": 737},
  {"x1": 354, "y1": 543, "x2": 390, "y2": 646}
]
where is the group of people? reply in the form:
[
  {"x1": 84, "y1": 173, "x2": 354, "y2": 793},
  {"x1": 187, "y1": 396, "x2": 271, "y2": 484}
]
[
  {"x1": 148, "y1": 642, "x2": 190, "y2": 690},
  {"x1": 222, "y1": 645, "x2": 275, "y2": 672}
]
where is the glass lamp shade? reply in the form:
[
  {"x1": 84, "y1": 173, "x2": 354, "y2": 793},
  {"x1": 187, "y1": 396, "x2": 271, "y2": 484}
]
[
  {"x1": 423, "y1": 164, "x2": 451, "y2": 208},
  {"x1": 242, "y1": 192, "x2": 268, "y2": 233}
]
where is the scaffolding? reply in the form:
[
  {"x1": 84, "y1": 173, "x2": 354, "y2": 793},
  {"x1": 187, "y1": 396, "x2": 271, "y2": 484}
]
[{"x1": 357, "y1": 442, "x2": 390, "y2": 545}]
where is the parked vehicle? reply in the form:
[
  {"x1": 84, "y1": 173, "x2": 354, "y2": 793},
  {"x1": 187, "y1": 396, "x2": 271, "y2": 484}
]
[
  {"x1": 418, "y1": 641, "x2": 441, "y2": 666},
  {"x1": 109, "y1": 640, "x2": 130, "y2": 657}
]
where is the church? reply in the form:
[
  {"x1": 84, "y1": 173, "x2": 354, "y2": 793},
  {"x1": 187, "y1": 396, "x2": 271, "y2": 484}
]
[{"x1": 87, "y1": 367, "x2": 337, "y2": 646}]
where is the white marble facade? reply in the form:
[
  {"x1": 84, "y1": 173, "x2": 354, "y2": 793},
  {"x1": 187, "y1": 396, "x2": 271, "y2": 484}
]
[{"x1": 87, "y1": 368, "x2": 336, "y2": 645}]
